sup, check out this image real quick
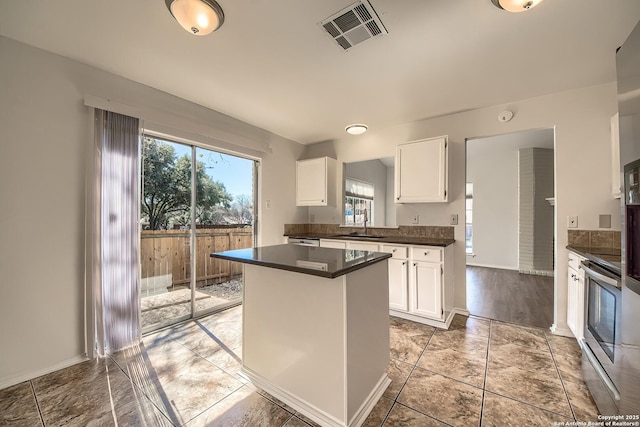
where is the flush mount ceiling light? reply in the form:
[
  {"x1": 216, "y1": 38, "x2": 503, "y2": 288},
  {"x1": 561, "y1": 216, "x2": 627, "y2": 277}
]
[
  {"x1": 165, "y1": 0, "x2": 224, "y2": 36},
  {"x1": 490, "y1": 0, "x2": 543, "y2": 13},
  {"x1": 345, "y1": 124, "x2": 368, "y2": 135}
]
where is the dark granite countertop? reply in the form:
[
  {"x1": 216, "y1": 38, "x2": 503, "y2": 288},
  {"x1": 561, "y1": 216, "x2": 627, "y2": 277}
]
[
  {"x1": 566, "y1": 245, "x2": 622, "y2": 274},
  {"x1": 211, "y1": 244, "x2": 391, "y2": 279},
  {"x1": 284, "y1": 233, "x2": 455, "y2": 247}
]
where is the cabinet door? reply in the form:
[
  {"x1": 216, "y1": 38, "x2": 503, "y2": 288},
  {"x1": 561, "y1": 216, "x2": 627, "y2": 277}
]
[
  {"x1": 395, "y1": 136, "x2": 447, "y2": 203},
  {"x1": 575, "y1": 275, "x2": 585, "y2": 340},
  {"x1": 388, "y1": 258, "x2": 408, "y2": 311},
  {"x1": 567, "y1": 267, "x2": 578, "y2": 337},
  {"x1": 320, "y1": 239, "x2": 347, "y2": 249},
  {"x1": 347, "y1": 241, "x2": 380, "y2": 252},
  {"x1": 296, "y1": 158, "x2": 327, "y2": 206},
  {"x1": 411, "y1": 261, "x2": 443, "y2": 319}
]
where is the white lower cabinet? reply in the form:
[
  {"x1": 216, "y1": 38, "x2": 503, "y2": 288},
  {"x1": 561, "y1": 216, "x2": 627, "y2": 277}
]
[
  {"x1": 319, "y1": 238, "x2": 453, "y2": 327},
  {"x1": 411, "y1": 260, "x2": 443, "y2": 320},
  {"x1": 383, "y1": 244, "x2": 453, "y2": 326},
  {"x1": 388, "y1": 258, "x2": 408, "y2": 311},
  {"x1": 320, "y1": 239, "x2": 347, "y2": 249},
  {"x1": 567, "y1": 252, "x2": 586, "y2": 340},
  {"x1": 347, "y1": 241, "x2": 381, "y2": 252}
]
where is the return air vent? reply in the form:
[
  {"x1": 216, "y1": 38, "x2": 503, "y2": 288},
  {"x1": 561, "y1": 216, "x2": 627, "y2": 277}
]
[{"x1": 319, "y1": 1, "x2": 388, "y2": 51}]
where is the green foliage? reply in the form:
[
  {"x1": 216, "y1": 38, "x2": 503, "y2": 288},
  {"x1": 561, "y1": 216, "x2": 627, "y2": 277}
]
[{"x1": 141, "y1": 137, "x2": 235, "y2": 230}]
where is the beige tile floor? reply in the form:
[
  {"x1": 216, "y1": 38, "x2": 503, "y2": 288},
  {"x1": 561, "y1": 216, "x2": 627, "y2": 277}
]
[{"x1": 1, "y1": 307, "x2": 599, "y2": 426}]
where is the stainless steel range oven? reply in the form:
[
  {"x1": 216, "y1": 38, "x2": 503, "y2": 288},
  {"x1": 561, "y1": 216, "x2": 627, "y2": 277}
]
[{"x1": 580, "y1": 259, "x2": 622, "y2": 415}]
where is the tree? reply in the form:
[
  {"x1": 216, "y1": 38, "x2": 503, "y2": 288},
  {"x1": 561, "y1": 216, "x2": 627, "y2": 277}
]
[
  {"x1": 141, "y1": 137, "x2": 233, "y2": 229},
  {"x1": 227, "y1": 194, "x2": 253, "y2": 225}
]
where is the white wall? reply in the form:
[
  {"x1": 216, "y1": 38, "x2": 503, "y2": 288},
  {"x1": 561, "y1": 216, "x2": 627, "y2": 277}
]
[
  {"x1": 0, "y1": 36, "x2": 305, "y2": 387},
  {"x1": 386, "y1": 167, "x2": 396, "y2": 227},
  {"x1": 304, "y1": 83, "x2": 620, "y2": 336},
  {"x1": 466, "y1": 130, "x2": 554, "y2": 270}
]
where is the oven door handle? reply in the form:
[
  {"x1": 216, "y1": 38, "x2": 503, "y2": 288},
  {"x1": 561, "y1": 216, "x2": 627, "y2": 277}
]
[
  {"x1": 580, "y1": 263, "x2": 620, "y2": 288},
  {"x1": 579, "y1": 339, "x2": 621, "y2": 401}
]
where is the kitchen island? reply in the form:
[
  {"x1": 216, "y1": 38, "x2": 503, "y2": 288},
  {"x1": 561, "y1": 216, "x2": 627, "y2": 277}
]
[{"x1": 211, "y1": 244, "x2": 392, "y2": 427}]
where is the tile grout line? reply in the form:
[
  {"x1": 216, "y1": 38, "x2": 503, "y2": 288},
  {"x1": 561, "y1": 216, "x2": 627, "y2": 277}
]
[
  {"x1": 165, "y1": 328, "x2": 247, "y2": 426},
  {"x1": 29, "y1": 380, "x2": 46, "y2": 427},
  {"x1": 478, "y1": 320, "x2": 494, "y2": 427},
  {"x1": 389, "y1": 321, "x2": 483, "y2": 427},
  {"x1": 484, "y1": 324, "x2": 579, "y2": 419},
  {"x1": 545, "y1": 334, "x2": 579, "y2": 421},
  {"x1": 108, "y1": 354, "x2": 179, "y2": 426},
  {"x1": 481, "y1": 328, "x2": 576, "y2": 420},
  {"x1": 388, "y1": 401, "x2": 456, "y2": 427},
  {"x1": 382, "y1": 324, "x2": 436, "y2": 426}
]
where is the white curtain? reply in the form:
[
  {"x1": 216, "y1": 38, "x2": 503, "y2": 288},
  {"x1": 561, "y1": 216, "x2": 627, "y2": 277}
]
[
  {"x1": 93, "y1": 109, "x2": 141, "y2": 356},
  {"x1": 345, "y1": 177, "x2": 374, "y2": 199}
]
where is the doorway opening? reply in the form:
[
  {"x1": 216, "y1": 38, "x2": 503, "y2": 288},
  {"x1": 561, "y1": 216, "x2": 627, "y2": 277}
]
[
  {"x1": 465, "y1": 128, "x2": 555, "y2": 328},
  {"x1": 139, "y1": 134, "x2": 257, "y2": 333}
]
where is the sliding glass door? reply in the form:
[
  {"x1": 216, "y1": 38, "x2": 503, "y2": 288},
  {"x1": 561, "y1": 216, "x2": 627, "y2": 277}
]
[
  {"x1": 140, "y1": 135, "x2": 256, "y2": 333},
  {"x1": 192, "y1": 147, "x2": 254, "y2": 317}
]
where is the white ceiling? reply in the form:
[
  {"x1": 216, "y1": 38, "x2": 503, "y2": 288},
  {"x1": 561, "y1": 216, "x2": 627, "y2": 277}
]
[{"x1": 1, "y1": 1, "x2": 639, "y2": 145}]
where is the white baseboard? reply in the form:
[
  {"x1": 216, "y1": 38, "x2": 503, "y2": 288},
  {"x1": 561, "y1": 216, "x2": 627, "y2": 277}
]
[
  {"x1": 390, "y1": 307, "x2": 470, "y2": 330},
  {"x1": 348, "y1": 374, "x2": 391, "y2": 427},
  {"x1": 0, "y1": 354, "x2": 89, "y2": 390},
  {"x1": 466, "y1": 262, "x2": 518, "y2": 271},
  {"x1": 241, "y1": 367, "x2": 390, "y2": 427},
  {"x1": 451, "y1": 307, "x2": 471, "y2": 317},
  {"x1": 550, "y1": 323, "x2": 574, "y2": 338}
]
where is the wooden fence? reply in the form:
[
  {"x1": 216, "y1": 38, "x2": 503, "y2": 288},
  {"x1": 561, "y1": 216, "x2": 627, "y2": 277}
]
[{"x1": 140, "y1": 228, "x2": 253, "y2": 288}]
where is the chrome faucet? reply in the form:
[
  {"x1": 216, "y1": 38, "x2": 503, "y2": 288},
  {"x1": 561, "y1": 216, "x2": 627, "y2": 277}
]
[{"x1": 363, "y1": 208, "x2": 368, "y2": 235}]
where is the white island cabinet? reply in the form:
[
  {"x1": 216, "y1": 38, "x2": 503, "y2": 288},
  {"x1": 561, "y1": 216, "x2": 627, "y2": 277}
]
[{"x1": 211, "y1": 245, "x2": 391, "y2": 427}]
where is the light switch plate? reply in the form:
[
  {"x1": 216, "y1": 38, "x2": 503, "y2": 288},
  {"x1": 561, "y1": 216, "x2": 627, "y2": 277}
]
[
  {"x1": 450, "y1": 214, "x2": 459, "y2": 225},
  {"x1": 567, "y1": 216, "x2": 578, "y2": 228}
]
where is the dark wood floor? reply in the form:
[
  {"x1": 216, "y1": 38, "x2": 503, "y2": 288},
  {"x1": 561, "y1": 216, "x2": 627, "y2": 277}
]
[{"x1": 466, "y1": 266, "x2": 554, "y2": 329}]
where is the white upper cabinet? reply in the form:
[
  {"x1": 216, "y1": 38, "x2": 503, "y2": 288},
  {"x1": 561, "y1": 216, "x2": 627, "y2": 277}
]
[
  {"x1": 395, "y1": 136, "x2": 448, "y2": 203},
  {"x1": 296, "y1": 157, "x2": 336, "y2": 206}
]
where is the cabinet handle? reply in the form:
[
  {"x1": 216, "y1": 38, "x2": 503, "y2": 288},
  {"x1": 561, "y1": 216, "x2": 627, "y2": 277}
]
[
  {"x1": 571, "y1": 273, "x2": 576, "y2": 279},
  {"x1": 396, "y1": 197, "x2": 400, "y2": 200},
  {"x1": 413, "y1": 263, "x2": 417, "y2": 267},
  {"x1": 321, "y1": 199, "x2": 324, "y2": 203},
  {"x1": 402, "y1": 262, "x2": 406, "y2": 265},
  {"x1": 392, "y1": 249, "x2": 397, "y2": 253},
  {"x1": 424, "y1": 251, "x2": 429, "y2": 256}
]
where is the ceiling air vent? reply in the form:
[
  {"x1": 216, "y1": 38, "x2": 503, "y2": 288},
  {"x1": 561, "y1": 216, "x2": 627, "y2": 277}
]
[{"x1": 319, "y1": 1, "x2": 388, "y2": 51}]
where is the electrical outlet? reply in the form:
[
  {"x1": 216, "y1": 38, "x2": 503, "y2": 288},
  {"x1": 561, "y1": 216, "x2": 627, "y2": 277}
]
[
  {"x1": 266, "y1": 199, "x2": 271, "y2": 209},
  {"x1": 310, "y1": 214, "x2": 315, "y2": 223},
  {"x1": 450, "y1": 214, "x2": 459, "y2": 225},
  {"x1": 412, "y1": 214, "x2": 419, "y2": 224},
  {"x1": 567, "y1": 216, "x2": 578, "y2": 228}
]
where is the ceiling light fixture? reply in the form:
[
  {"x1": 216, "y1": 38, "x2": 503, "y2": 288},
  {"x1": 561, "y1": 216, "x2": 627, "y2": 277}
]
[
  {"x1": 345, "y1": 124, "x2": 368, "y2": 135},
  {"x1": 165, "y1": 0, "x2": 225, "y2": 36},
  {"x1": 490, "y1": 0, "x2": 543, "y2": 13}
]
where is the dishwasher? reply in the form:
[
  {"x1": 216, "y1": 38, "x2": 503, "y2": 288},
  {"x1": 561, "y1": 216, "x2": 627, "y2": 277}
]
[{"x1": 288, "y1": 237, "x2": 320, "y2": 247}]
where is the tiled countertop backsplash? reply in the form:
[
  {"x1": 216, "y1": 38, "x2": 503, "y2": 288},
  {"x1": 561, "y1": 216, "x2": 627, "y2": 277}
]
[
  {"x1": 284, "y1": 223, "x2": 454, "y2": 240},
  {"x1": 567, "y1": 229, "x2": 621, "y2": 250}
]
